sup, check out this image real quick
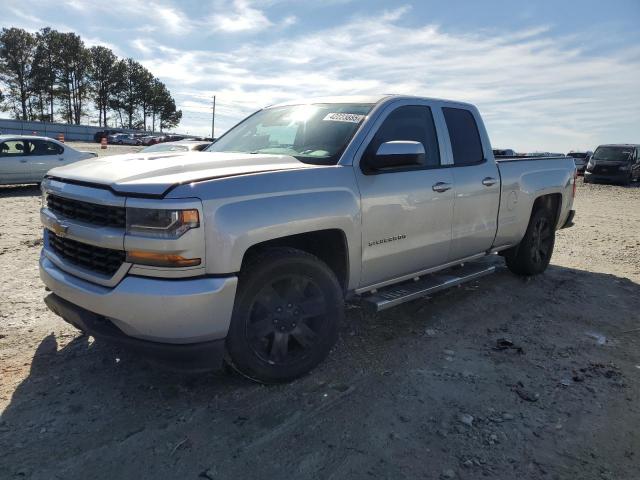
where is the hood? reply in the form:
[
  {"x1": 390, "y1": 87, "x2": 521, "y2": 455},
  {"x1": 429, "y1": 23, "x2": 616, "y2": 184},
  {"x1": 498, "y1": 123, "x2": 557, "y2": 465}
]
[{"x1": 47, "y1": 151, "x2": 316, "y2": 196}]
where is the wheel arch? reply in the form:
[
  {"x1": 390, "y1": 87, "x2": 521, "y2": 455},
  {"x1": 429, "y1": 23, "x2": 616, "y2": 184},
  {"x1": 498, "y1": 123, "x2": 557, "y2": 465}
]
[
  {"x1": 530, "y1": 192, "x2": 563, "y2": 229},
  {"x1": 240, "y1": 229, "x2": 350, "y2": 291}
]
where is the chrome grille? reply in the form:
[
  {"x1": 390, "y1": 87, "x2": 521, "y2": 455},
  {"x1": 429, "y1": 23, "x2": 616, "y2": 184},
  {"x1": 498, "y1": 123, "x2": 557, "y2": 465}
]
[
  {"x1": 47, "y1": 194, "x2": 125, "y2": 228},
  {"x1": 48, "y1": 232, "x2": 125, "y2": 276}
]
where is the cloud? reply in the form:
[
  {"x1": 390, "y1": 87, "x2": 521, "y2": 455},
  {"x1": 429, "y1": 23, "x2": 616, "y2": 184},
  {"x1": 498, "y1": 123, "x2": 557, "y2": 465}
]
[
  {"x1": 158, "y1": 7, "x2": 638, "y2": 149},
  {"x1": 210, "y1": 0, "x2": 272, "y2": 32},
  {"x1": 1, "y1": 1, "x2": 638, "y2": 150}
]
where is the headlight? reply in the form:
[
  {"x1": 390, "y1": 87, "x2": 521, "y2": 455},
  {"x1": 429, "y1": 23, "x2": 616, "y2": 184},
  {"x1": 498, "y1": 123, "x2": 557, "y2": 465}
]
[
  {"x1": 126, "y1": 208, "x2": 199, "y2": 238},
  {"x1": 619, "y1": 164, "x2": 631, "y2": 171},
  {"x1": 586, "y1": 160, "x2": 594, "y2": 170}
]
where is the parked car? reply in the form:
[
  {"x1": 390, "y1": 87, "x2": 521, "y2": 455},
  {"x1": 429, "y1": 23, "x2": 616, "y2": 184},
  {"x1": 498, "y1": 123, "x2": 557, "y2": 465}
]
[
  {"x1": 111, "y1": 134, "x2": 142, "y2": 146},
  {"x1": 140, "y1": 135, "x2": 162, "y2": 146},
  {"x1": 492, "y1": 148, "x2": 517, "y2": 157},
  {"x1": 0, "y1": 135, "x2": 97, "y2": 185},
  {"x1": 526, "y1": 152, "x2": 565, "y2": 157},
  {"x1": 39, "y1": 95, "x2": 576, "y2": 383},
  {"x1": 566, "y1": 151, "x2": 592, "y2": 174},
  {"x1": 584, "y1": 144, "x2": 640, "y2": 185},
  {"x1": 93, "y1": 129, "x2": 123, "y2": 143},
  {"x1": 141, "y1": 140, "x2": 212, "y2": 153}
]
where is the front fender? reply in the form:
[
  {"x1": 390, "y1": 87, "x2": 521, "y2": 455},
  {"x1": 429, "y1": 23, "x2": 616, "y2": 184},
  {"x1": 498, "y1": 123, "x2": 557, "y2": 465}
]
[{"x1": 182, "y1": 167, "x2": 362, "y2": 289}]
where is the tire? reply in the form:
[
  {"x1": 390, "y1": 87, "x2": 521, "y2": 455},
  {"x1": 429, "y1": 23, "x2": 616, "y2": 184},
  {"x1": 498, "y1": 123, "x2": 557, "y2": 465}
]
[
  {"x1": 226, "y1": 247, "x2": 343, "y2": 383},
  {"x1": 505, "y1": 207, "x2": 556, "y2": 276}
]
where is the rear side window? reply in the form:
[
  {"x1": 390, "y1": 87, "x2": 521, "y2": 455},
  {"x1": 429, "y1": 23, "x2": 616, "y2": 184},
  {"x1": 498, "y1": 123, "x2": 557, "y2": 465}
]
[
  {"x1": 443, "y1": 107, "x2": 484, "y2": 166},
  {"x1": 366, "y1": 105, "x2": 440, "y2": 168},
  {"x1": 27, "y1": 140, "x2": 64, "y2": 156}
]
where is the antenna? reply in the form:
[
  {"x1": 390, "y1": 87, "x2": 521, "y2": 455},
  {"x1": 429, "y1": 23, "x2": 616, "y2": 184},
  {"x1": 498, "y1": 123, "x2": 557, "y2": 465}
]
[{"x1": 211, "y1": 95, "x2": 216, "y2": 139}]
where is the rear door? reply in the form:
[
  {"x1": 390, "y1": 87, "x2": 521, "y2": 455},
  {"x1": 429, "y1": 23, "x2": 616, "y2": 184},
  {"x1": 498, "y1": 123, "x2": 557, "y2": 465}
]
[
  {"x1": 355, "y1": 101, "x2": 455, "y2": 288},
  {"x1": 441, "y1": 106, "x2": 501, "y2": 261},
  {"x1": 0, "y1": 139, "x2": 31, "y2": 184},
  {"x1": 26, "y1": 139, "x2": 66, "y2": 179}
]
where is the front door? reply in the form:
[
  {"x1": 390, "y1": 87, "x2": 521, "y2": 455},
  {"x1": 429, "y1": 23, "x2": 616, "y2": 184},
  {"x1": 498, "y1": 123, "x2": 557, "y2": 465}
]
[
  {"x1": 0, "y1": 140, "x2": 31, "y2": 184},
  {"x1": 26, "y1": 139, "x2": 66, "y2": 180},
  {"x1": 355, "y1": 103, "x2": 455, "y2": 288}
]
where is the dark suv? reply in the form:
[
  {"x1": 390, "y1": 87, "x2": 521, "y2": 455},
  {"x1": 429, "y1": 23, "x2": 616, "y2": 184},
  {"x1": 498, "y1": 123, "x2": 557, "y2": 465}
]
[
  {"x1": 566, "y1": 151, "x2": 592, "y2": 174},
  {"x1": 584, "y1": 144, "x2": 640, "y2": 185}
]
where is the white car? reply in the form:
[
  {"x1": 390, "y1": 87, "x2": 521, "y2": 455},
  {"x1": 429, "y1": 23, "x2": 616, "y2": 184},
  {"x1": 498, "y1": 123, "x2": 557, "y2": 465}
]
[
  {"x1": 0, "y1": 135, "x2": 97, "y2": 185},
  {"x1": 141, "y1": 140, "x2": 211, "y2": 153}
]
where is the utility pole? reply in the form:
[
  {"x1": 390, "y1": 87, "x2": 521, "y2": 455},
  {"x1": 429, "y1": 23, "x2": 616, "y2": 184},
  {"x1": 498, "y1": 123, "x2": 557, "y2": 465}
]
[{"x1": 211, "y1": 95, "x2": 216, "y2": 140}]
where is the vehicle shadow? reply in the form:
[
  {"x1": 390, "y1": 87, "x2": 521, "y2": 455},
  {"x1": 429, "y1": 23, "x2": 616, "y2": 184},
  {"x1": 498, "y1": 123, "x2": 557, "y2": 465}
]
[
  {"x1": 0, "y1": 184, "x2": 40, "y2": 198},
  {"x1": 1, "y1": 263, "x2": 639, "y2": 479}
]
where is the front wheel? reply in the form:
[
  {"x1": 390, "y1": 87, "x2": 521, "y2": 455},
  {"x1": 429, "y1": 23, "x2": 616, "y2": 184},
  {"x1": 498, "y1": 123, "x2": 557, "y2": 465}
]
[
  {"x1": 505, "y1": 207, "x2": 556, "y2": 276},
  {"x1": 226, "y1": 247, "x2": 343, "y2": 383}
]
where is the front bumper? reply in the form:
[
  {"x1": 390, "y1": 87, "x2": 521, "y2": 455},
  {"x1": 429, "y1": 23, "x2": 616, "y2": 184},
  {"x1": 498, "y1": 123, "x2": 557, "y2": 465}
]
[
  {"x1": 584, "y1": 170, "x2": 629, "y2": 182},
  {"x1": 44, "y1": 293, "x2": 226, "y2": 371},
  {"x1": 40, "y1": 254, "x2": 237, "y2": 344}
]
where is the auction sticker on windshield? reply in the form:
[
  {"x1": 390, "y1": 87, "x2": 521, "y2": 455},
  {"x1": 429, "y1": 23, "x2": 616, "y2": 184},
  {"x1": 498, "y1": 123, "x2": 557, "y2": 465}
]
[{"x1": 323, "y1": 113, "x2": 364, "y2": 123}]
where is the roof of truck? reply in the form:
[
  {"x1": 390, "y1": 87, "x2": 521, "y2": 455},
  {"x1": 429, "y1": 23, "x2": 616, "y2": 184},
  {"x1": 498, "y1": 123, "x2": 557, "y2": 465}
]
[
  {"x1": 268, "y1": 94, "x2": 475, "y2": 109},
  {"x1": 598, "y1": 144, "x2": 640, "y2": 147}
]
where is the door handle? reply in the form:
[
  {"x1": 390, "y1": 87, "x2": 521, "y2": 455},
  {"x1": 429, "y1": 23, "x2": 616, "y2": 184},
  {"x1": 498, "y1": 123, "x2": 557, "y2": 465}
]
[
  {"x1": 482, "y1": 177, "x2": 497, "y2": 187},
  {"x1": 432, "y1": 182, "x2": 452, "y2": 193}
]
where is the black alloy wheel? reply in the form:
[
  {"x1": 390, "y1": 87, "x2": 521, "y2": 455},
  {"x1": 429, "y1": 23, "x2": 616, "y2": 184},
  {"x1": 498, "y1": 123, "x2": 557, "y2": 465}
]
[{"x1": 226, "y1": 248, "x2": 343, "y2": 383}]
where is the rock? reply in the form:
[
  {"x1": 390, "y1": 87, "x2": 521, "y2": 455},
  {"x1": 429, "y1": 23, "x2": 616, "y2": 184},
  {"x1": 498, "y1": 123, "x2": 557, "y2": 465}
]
[
  {"x1": 459, "y1": 413, "x2": 474, "y2": 427},
  {"x1": 560, "y1": 378, "x2": 571, "y2": 387},
  {"x1": 425, "y1": 328, "x2": 438, "y2": 337},
  {"x1": 502, "y1": 413, "x2": 515, "y2": 421},
  {"x1": 514, "y1": 383, "x2": 540, "y2": 402},
  {"x1": 442, "y1": 469, "x2": 456, "y2": 479},
  {"x1": 462, "y1": 459, "x2": 474, "y2": 468},
  {"x1": 199, "y1": 468, "x2": 217, "y2": 479},
  {"x1": 443, "y1": 349, "x2": 455, "y2": 356}
]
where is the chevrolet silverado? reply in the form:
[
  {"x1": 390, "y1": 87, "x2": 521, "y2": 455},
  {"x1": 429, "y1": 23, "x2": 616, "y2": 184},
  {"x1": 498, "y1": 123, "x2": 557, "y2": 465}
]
[{"x1": 39, "y1": 95, "x2": 576, "y2": 383}]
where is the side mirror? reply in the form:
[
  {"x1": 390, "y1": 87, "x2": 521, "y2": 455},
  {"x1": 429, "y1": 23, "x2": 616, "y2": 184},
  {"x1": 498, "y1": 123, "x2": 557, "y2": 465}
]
[{"x1": 368, "y1": 141, "x2": 425, "y2": 170}]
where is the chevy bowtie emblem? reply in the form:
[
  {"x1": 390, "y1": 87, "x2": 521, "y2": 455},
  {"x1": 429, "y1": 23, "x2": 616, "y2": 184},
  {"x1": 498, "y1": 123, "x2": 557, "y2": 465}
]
[{"x1": 50, "y1": 221, "x2": 69, "y2": 237}]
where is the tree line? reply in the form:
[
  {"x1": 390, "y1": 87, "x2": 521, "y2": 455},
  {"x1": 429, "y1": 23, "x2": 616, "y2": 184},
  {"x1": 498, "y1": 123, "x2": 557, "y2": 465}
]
[{"x1": 0, "y1": 27, "x2": 182, "y2": 131}]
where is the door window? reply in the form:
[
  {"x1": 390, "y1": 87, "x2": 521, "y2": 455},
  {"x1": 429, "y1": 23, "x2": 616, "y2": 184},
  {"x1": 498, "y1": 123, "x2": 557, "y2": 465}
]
[
  {"x1": 0, "y1": 140, "x2": 27, "y2": 157},
  {"x1": 27, "y1": 140, "x2": 64, "y2": 156},
  {"x1": 443, "y1": 107, "x2": 484, "y2": 166},
  {"x1": 364, "y1": 105, "x2": 441, "y2": 170}
]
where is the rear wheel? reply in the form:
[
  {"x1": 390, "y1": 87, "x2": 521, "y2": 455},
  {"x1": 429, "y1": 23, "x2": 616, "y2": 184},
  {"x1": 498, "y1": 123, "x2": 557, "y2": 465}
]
[
  {"x1": 505, "y1": 207, "x2": 556, "y2": 276},
  {"x1": 226, "y1": 248, "x2": 343, "y2": 383}
]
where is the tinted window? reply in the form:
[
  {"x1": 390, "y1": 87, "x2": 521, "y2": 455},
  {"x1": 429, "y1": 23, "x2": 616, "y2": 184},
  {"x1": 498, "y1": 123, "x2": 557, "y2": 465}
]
[
  {"x1": 0, "y1": 140, "x2": 26, "y2": 157},
  {"x1": 27, "y1": 140, "x2": 64, "y2": 156},
  {"x1": 443, "y1": 107, "x2": 484, "y2": 166},
  {"x1": 366, "y1": 105, "x2": 440, "y2": 168}
]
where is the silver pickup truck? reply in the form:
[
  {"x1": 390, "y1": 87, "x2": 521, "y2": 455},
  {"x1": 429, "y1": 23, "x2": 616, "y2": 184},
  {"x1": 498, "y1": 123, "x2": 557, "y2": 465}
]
[{"x1": 39, "y1": 95, "x2": 576, "y2": 383}]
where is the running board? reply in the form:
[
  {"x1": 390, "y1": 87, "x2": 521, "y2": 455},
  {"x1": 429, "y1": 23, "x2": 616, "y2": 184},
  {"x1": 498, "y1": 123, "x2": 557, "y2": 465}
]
[{"x1": 361, "y1": 263, "x2": 495, "y2": 312}]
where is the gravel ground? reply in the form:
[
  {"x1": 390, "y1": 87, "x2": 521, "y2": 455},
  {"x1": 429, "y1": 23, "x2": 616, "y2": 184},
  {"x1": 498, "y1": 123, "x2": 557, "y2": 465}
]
[{"x1": 0, "y1": 153, "x2": 639, "y2": 480}]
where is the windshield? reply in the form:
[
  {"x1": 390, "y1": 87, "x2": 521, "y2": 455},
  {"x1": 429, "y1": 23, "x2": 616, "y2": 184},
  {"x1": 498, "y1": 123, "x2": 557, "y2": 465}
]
[
  {"x1": 592, "y1": 146, "x2": 633, "y2": 162},
  {"x1": 142, "y1": 144, "x2": 189, "y2": 153},
  {"x1": 206, "y1": 103, "x2": 373, "y2": 164},
  {"x1": 568, "y1": 152, "x2": 587, "y2": 159}
]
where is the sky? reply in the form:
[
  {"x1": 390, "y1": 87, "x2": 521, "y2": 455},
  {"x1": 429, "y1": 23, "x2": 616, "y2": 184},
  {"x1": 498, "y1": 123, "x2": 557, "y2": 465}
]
[{"x1": 2, "y1": 0, "x2": 640, "y2": 152}]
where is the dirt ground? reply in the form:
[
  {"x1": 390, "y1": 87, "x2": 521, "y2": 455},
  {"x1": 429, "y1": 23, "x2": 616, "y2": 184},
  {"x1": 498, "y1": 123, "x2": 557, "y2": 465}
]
[{"x1": 0, "y1": 148, "x2": 639, "y2": 479}]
